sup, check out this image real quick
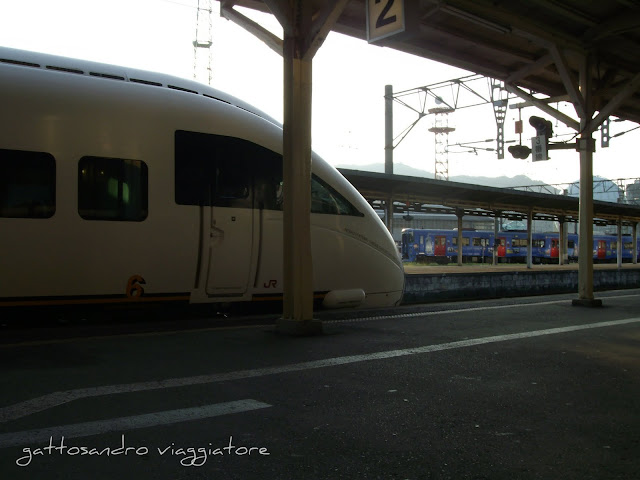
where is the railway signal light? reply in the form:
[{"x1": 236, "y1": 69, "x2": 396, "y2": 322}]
[
  {"x1": 508, "y1": 144, "x2": 531, "y2": 159},
  {"x1": 529, "y1": 116, "x2": 553, "y2": 161},
  {"x1": 529, "y1": 116, "x2": 553, "y2": 138}
]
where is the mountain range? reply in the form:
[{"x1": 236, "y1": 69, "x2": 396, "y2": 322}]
[
  {"x1": 336, "y1": 162, "x2": 628, "y2": 202},
  {"x1": 336, "y1": 162, "x2": 553, "y2": 190}
]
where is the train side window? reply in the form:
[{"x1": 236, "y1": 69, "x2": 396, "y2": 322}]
[
  {"x1": 473, "y1": 238, "x2": 489, "y2": 247},
  {"x1": 175, "y1": 130, "x2": 361, "y2": 215},
  {"x1": 311, "y1": 175, "x2": 363, "y2": 216},
  {"x1": 253, "y1": 153, "x2": 283, "y2": 211},
  {"x1": 78, "y1": 157, "x2": 148, "y2": 221},
  {"x1": 0, "y1": 148, "x2": 55, "y2": 218},
  {"x1": 452, "y1": 237, "x2": 470, "y2": 246},
  {"x1": 176, "y1": 130, "x2": 280, "y2": 209}
]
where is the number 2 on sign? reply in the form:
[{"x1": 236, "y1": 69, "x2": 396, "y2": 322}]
[{"x1": 375, "y1": 0, "x2": 397, "y2": 28}]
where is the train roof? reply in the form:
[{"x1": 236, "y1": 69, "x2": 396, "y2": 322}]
[
  {"x1": 339, "y1": 169, "x2": 640, "y2": 226},
  {"x1": 0, "y1": 46, "x2": 281, "y2": 128}
]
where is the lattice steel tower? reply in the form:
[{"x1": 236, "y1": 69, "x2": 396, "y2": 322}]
[
  {"x1": 428, "y1": 107, "x2": 455, "y2": 181},
  {"x1": 193, "y1": 0, "x2": 213, "y2": 85},
  {"x1": 491, "y1": 79, "x2": 508, "y2": 159}
]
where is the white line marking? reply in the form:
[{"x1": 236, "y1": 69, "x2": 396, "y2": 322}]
[
  {"x1": 326, "y1": 294, "x2": 640, "y2": 324},
  {"x1": 0, "y1": 400, "x2": 271, "y2": 448},
  {"x1": 1, "y1": 317, "x2": 639, "y2": 424}
]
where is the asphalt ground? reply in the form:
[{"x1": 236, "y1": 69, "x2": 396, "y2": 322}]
[{"x1": 0, "y1": 290, "x2": 639, "y2": 479}]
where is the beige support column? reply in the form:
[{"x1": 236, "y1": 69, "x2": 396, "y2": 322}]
[
  {"x1": 573, "y1": 55, "x2": 601, "y2": 307},
  {"x1": 573, "y1": 135, "x2": 599, "y2": 306},
  {"x1": 262, "y1": 0, "x2": 349, "y2": 333},
  {"x1": 278, "y1": 34, "x2": 317, "y2": 331}
]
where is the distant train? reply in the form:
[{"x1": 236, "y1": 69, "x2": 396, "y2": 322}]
[
  {"x1": 0, "y1": 47, "x2": 404, "y2": 310},
  {"x1": 401, "y1": 228, "x2": 638, "y2": 264}
]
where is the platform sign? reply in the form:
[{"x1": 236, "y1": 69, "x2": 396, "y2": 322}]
[
  {"x1": 366, "y1": 0, "x2": 405, "y2": 43},
  {"x1": 531, "y1": 135, "x2": 547, "y2": 162}
]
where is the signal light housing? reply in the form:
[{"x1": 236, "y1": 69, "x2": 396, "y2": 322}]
[
  {"x1": 529, "y1": 116, "x2": 553, "y2": 160},
  {"x1": 508, "y1": 144, "x2": 531, "y2": 159},
  {"x1": 529, "y1": 116, "x2": 553, "y2": 139}
]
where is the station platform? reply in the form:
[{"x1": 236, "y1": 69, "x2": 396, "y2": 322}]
[
  {"x1": 402, "y1": 262, "x2": 640, "y2": 304},
  {"x1": 404, "y1": 261, "x2": 640, "y2": 274}
]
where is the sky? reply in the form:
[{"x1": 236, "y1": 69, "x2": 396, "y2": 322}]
[{"x1": 1, "y1": 0, "x2": 639, "y2": 187}]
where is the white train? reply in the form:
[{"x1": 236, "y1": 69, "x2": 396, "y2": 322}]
[{"x1": 0, "y1": 47, "x2": 404, "y2": 311}]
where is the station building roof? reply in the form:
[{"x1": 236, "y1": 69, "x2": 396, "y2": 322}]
[{"x1": 338, "y1": 168, "x2": 640, "y2": 226}]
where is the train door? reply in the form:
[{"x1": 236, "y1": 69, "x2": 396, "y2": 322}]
[
  {"x1": 550, "y1": 238, "x2": 559, "y2": 258},
  {"x1": 497, "y1": 237, "x2": 506, "y2": 257},
  {"x1": 401, "y1": 230, "x2": 413, "y2": 260},
  {"x1": 204, "y1": 163, "x2": 254, "y2": 296},
  {"x1": 205, "y1": 204, "x2": 254, "y2": 295},
  {"x1": 434, "y1": 235, "x2": 447, "y2": 257},
  {"x1": 175, "y1": 131, "x2": 266, "y2": 297},
  {"x1": 597, "y1": 239, "x2": 607, "y2": 260}
]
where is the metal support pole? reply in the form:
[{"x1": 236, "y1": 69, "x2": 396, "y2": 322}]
[
  {"x1": 558, "y1": 216, "x2": 565, "y2": 265},
  {"x1": 456, "y1": 209, "x2": 463, "y2": 266},
  {"x1": 617, "y1": 220, "x2": 623, "y2": 269},
  {"x1": 634, "y1": 223, "x2": 638, "y2": 265},
  {"x1": 385, "y1": 196, "x2": 394, "y2": 233},
  {"x1": 526, "y1": 210, "x2": 533, "y2": 269},
  {"x1": 493, "y1": 213, "x2": 500, "y2": 265},
  {"x1": 385, "y1": 85, "x2": 394, "y2": 175}
]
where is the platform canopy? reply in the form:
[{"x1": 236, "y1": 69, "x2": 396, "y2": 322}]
[
  {"x1": 226, "y1": 0, "x2": 640, "y2": 125},
  {"x1": 339, "y1": 168, "x2": 640, "y2": 225}
]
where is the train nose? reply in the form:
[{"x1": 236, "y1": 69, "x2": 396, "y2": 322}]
[
  {"x1": 362, "y1": 248, "x2": 405, "y2": 308},
  {"x1": 322, "y1": 288, "x2": 366, "y2": 308}
]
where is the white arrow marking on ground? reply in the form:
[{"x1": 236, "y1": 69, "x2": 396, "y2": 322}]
[{"x1": 0, "y1": 399, "x2": 271, "y2": 448}]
